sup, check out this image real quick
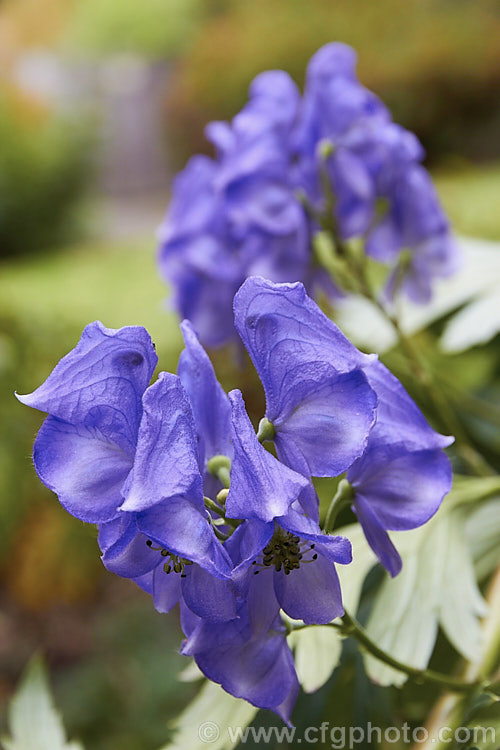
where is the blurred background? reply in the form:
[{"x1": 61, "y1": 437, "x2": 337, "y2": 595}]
[{"x1": 0, "y1": 1, "x2": 499, "y2": 748}]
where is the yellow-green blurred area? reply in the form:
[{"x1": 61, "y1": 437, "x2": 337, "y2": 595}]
[{"x1": 0, "y1": 1, "x2": 499, "y2": 748}]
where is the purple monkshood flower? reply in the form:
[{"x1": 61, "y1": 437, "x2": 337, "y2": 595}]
[
  {"x1": 158, "y1": 42, "x2": 459, "y2": 346},
  {"x1": 157, "y1": 155, "x2": 242, "y2": 347},
  {"x1": 16, "y1": 284, "x2": 455, "y2": 722},
  {"x1": 181, "y1": 598, "x2": 299, "y2": 725},
  {"x1": 297, "y1": 43, "x2": 459, "y2": 298},
  {"x1": 347, "y1": 360, "x2": 453, "y2": 576},
  {"x1": 225, "y1": 389, "x2": 352, "y2": 624},
  {"x1": 234, "y1": 277, "x2": 452, "y2": 571},
  {"x1": 99, "y1": 513, "x2": 236, "y2": 622},
  {"x1": 227, "y1": 509, "x2": 352, "y2": 626},
  {"x1": 233, "y1": 277, "x2": 377, "y2": 500},
  {"x1": 158, "y1": 72, "x2": 309, "y2": 348},
  {"x1": 296, "y1": 42, "x2": 389, "y2": 239},
  {"x1": 177, "y1": 319, "x2": 232, "y2": 471},
  {"x1": 16, "y1": 322, "x2": 232, "y2": 582}
]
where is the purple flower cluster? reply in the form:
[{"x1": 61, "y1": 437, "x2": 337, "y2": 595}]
[
  {"x1": 158, "y1": 43, "x2": 459, "y2": 347},
  {"x1": 18, "y1": 277, "x2": 452, "y2": 721}
]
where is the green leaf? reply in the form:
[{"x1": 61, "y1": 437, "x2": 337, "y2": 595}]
[
  {"x1": 288, "y1": 625, "x2": 342, "y2": 693},
  {"x1": 332, "y1": 237, "x2": 500, "y2": 354},
  {"x1": 336, "y1": 522, "x2": 379, "y2": 614},
  {"x1": 159, "y1": 680, "x2": 258, "y2": 750},
  {"x1": 363, "y1": 508, "x2": 487, "y2": 686},
  {"x1": 463, "y1": 691, "x2": 500, "y2": 725},
  {"x1": 177, "y1": 659, "x2": 204, "y2": 683},
  {"x1": 332, "y1": 294, "x2": 396, "y2": 353},
  {"x1": 1, "y1": 655, "x2": 84, "y2": 750},
  {"x1": 440, "y1": 290, "x2": 500, "y2": 353},
  {"x1": 466, "y1": 497, "x2": 500, "y2": 581}
]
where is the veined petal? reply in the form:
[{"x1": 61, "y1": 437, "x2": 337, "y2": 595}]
[
  {"x1": 273, "y1": 551, "x2": 344, "y2": 624},
  {"x1": 226, "y1": 390, "x2": 309, "y2": 522},
  {"x1": 98, "y1": 514, "x2": 134, "y2": 554},
  {"x1": 191, "y1": 618, "x2": 298, "y2": 719},
  {"x1": 132, "y1": 570, "x2": 154, "y2": 596},
  {"x1": 226, "y1": 519, "x2": 275, "y2": 571},
  {"x1": 178, "y1": 320, "x2": 232, "y2": 466},
  {"x1": 233, "y1": 276, "x2": 375, "y2": 420},
  {"x1": 274, "y1": 441, "x2": 320, "y2": 522},
  {"x1": 17, "y1": 322, "x2": 157, "y2": 453},
  {"x1": 245, "y1": 567, "x2": 281, "y2": 635},
  {"x1": 120, "y1": 372, "x2": 203, "y2": 512},
  {"x1": 182, "y1": 565, "x2": 237, "y2": 622},
  {"x1": 152, "y1": 565, "x2": 182, "y2": 613},
  {"x1": 179, "y1": 599, "x2": 201, "y2": 638},
  {"x1": 348, "y1": 446, "x2": 452, "y2": 531},
  {"x1": 274, "y1": 365, "x2": 377, "y2": 477},
  {"x1": 100, "y1": 525, "x2": 158, "y2": 579},
  {"x1": 137, "y1": 497, "x2": 233, "y2": 579},
  {"x1": 364, "y1": 360, "x2": 453, "y2": 451},
  {"x1": 33, "y1": 416, "x2": 132, "y2": 523}
]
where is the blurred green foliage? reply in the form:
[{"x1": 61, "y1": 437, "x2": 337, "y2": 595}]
[
  {"x1": 434, "y1": 163, "x2": 500, "y2": 242},
  {"x1": 63, "y1": 0, "x2": 205, "y2": 59},
  {"x1": 0, "y1": 95, "x2": 91, "y2": 260},
  {"x1": 166, "y1": 0, "x2": 500, "y2": 167}
]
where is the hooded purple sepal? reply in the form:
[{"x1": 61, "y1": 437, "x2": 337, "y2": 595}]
[
  {"x1": 178, "y1": 320, "x2": 232, "y2": 468},
  {"x1": 17, "y1": 321, "x2": 157, "y2": 453},
  {"x1": 120, "y1": 372, "x2": 203, "y2": 513},
  {"x1": 226, "y1": 389, "x2": 309, "y2": 522},
  {"x1": 137, "y1": 496, "x2": 233, "y2": 580},
  {"x1": 347, "y1": 360, "x2": 453, "y2": 575},
  {"x1": 233, "y1": 277, "x2": 377, "y2": 478}
]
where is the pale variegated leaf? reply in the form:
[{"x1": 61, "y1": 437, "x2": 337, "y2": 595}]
[
  {"x1": 364, "y1": 508, "x2": 487, "y2": 686},
  {"x1": 333, "y1": 237, "x2": 500, "y2": 354},
  {"x1": 177, "y1": 660, "x2": 204, "y2": 683},
  {"x1": 288, "y1": 626, "x2": 342, "y2": 693},
  {"x1": 466, "y1": 497, "x2": 500, "y2": 581},
  {"x1": 437, "y1": 511, "x2": 488, "y2": 660},
  {"x1": 160, "y1": 679, "x2": 258, "y2": 750},
  {"x1": 440, "y1": 291, "x2": 500, "y2": 353},
  {"x1": 1, "y1": 656, "x2": 84, "y2": 750},
  {"x1": 335, "y1": 522, "x2": 379, "y2": 614},
  {"x1": 363, "y1": 523, "x2": 441, "y2": 687}
]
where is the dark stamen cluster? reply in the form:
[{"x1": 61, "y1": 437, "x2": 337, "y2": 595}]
[
  {"x1": 146, "y1": 540, "x2": 194, "y2": 577},
  {"x1": 253, "y1": 529, "x2": 317, "y2": 576}
]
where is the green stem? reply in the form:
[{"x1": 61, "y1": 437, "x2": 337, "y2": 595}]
[
  {"x1": 290, "y1": 609, "x2": 492, "y2": 694},
  {"x1": 339, "y1": 610, "x2": 485, "y2": 694},
  {"x1": 212, "y1": 525, "x2": 231, "y2": 542},
  {"x1": 207, "y1": 454, "x2": 232, "y2": 489},
  {"x1": 318, "y1": 222, "x2": 494, "y2": 477},
  {"x1": 203, "y1": 496, "x2": 226, "y2": 519},
  {"x1": 217, "y1": 467, "x2": 231, "y2": 489},
  {"x1": 203, "y1": 496, "x2": 239, "y2": 529},
  {"x1": 323, "y1": 479, "x2": 354, "y2": 532},
  {"x1": 386, "y1": 314, "x2": 494, "y2": 477}
]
